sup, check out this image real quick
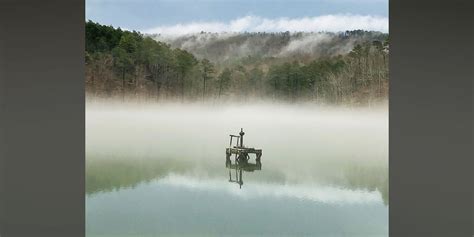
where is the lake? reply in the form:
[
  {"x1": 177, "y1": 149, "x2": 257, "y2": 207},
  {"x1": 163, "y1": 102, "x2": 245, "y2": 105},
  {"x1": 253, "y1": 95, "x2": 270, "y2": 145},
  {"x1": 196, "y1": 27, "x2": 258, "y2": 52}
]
[{"x1": 86, "y1": 102, "x2": 388, "y2": 237}]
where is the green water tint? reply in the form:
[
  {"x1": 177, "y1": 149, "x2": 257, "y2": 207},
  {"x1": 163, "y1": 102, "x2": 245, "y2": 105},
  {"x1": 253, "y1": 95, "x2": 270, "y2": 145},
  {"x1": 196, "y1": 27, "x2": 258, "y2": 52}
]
[
  {"x1": 86, "y1": 156, "x2": 387, "y2": 237},
  {"x1": 86, "y1": 156, "x2": 387, "y2": 205},
  {"x1": 86, "y1": 104, "x2": 388, "y2": 236}
]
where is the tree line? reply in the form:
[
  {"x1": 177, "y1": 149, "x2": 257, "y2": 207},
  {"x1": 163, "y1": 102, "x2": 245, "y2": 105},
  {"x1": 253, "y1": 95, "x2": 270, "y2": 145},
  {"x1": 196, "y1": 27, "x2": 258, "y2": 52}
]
[
  {"x1": 86, "y1": 20, "x2": 388, "y2": 104},
  {"x1": 156, "y1": 30, "x2": 387, "y2": 67}
]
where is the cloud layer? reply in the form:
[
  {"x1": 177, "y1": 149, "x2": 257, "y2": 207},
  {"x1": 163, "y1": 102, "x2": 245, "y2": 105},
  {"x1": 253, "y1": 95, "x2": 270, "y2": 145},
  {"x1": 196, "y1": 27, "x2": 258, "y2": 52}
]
[
  {"x1": 143, "y1": 15, "x2": 388, "y2": 36},
  {"x1": 160, "y1": 174, "x2": 383, "y2": 205}
]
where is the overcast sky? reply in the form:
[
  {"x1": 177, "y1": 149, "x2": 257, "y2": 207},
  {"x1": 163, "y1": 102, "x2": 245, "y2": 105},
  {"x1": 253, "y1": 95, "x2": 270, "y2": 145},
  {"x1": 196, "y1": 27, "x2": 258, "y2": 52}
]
[{"x1": 86, "y1": 0, "x2": 388, "y2": 35}]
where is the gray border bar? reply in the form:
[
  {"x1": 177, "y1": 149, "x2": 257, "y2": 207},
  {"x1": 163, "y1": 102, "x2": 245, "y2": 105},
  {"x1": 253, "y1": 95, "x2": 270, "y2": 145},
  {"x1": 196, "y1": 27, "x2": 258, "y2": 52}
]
[
  {"x1": 390, "y1": 0, "x2": 473, "y2": 236},
  {"x1": 0, "y1": 0, "x2": 472, "y2": 236},
  {"x1": 0, "y1": 0, "x2": 85, "y2": 236}
]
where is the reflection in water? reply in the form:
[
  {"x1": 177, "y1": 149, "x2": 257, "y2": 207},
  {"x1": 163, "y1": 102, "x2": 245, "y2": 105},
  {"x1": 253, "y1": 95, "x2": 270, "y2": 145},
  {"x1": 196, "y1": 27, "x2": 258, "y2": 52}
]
[
  {"x1": 86, "y1": 103, "x2": 388, "y2": 236},
  {"x1": 225, "y1": 128, "x2": 263, "y2": 188},
  {"x1": 226, "y1": 159, "x2": 262, "y2": 188},
  {"x1": 86, "y1": 157, "x2": 388, "y2": 205},
  {"x1": 86, "y1": 158, "x2": 188, "y2": 195},
  {"x1": 86, "y1": 172, "x2": 388, "y2": 237},
  {"x1": 160, "y1": 174, "x2": 383, "y2": 204},
  {"x1": 86, "y1": 157, "x2": 388, "y2": 236}
]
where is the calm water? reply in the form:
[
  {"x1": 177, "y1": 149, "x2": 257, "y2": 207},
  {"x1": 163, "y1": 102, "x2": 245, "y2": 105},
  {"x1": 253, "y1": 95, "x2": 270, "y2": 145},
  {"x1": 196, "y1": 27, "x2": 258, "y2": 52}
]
[{"x1": 86, "y1": 102, "x2": 388, "y2": 237}]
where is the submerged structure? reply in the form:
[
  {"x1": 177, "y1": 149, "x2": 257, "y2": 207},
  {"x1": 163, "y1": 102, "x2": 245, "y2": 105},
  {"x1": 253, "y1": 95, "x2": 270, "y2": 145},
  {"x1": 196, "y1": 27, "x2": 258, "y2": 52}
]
[{"x1": 225, "y1": 128, "x2": 262, "y2": 188}]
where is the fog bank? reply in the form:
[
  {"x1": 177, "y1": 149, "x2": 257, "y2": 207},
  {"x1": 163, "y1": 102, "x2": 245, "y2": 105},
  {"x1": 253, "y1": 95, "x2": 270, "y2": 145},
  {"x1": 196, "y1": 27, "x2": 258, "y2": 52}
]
[{"x1": 87, "y1": 101, "x2": 387, "y2": 186}]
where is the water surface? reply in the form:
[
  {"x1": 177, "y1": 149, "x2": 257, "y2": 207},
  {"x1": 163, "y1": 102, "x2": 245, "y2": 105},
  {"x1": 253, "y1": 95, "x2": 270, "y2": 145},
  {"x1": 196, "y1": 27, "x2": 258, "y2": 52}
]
[{"x1": 86, "y1": 102, "x2": 388, "y2": 237}]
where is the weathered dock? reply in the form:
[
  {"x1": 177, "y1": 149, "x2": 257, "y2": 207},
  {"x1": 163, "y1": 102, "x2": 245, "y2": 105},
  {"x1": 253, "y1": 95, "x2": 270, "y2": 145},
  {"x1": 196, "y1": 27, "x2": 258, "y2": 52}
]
[
  {"x1": 225, "y1": 128, "x2": 262, "y2": 188},
  {"x1": 225, "y1": 128, "x2": 262, "y2": 165}
]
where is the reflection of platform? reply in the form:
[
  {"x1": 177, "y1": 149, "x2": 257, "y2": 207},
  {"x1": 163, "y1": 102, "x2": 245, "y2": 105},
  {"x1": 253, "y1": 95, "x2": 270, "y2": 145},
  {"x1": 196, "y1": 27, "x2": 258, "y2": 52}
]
[
  {"x1": 225, "y1": 128, "x2": 262, "y2": 188},
  {"x1": 226, "y1": 162, "x2": 261, "y2": 172},
  {"x1": 226, "y1": 158, "x2": 262, "y2": 189}
]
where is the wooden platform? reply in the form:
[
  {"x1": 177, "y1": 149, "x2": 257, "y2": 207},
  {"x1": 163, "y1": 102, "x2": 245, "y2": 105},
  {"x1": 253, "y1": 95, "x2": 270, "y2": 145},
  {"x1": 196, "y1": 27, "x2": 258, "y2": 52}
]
[
  {"x1": 225, "y1": 129, "x2": 263, "y2": 188},
  {"x1": 226, "y1": 147, "x2": 262, "y2": 162},
  {"x1": 226, "y1": 147, "x2": 262, "y2": 156}
]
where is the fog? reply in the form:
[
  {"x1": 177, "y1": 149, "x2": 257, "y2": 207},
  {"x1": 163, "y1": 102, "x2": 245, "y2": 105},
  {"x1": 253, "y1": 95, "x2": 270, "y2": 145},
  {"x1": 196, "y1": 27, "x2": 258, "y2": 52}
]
[
  {"x1": 87, "y1": 101, "x2": 388, "y2": 188},
  {"x1": 278, "y1": 33, "x2": 333, "y2": 56},
  {"x1": 152, "y1": 32, "x2": 375, "y2": 64},
  {"x1": 86, "y1": 100, "x2": 388, "y2": 237}
]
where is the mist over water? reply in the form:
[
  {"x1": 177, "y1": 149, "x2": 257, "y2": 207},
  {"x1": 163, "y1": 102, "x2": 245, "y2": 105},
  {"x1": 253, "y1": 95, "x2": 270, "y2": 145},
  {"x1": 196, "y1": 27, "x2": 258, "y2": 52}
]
[
  {"x1": 87, "y1": 100, "x2": 387, "y2": 192},
  {"x1": 86, "y1": 100, "x2": 388, "y2": 236},
  {"x1": 87, "y1": 101, "x2": 387, "y2": 163}
]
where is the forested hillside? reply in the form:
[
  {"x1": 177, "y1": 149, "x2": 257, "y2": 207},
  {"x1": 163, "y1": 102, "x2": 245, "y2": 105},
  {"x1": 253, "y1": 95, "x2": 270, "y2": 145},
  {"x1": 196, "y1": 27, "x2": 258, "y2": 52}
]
[
  {"x1": 153, "y1": 31, "x2": 387, "y2": 67},
  {"x1": 86, "y1": 21, "x2": 388, "y2": 104}
]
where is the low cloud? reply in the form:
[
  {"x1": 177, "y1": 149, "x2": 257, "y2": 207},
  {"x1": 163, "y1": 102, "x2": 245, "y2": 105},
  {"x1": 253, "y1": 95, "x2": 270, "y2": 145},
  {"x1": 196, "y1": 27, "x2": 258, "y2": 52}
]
[
  {"x1": 278, "y1": 33, "x2": 333, "y2": 56},
  {"x1": 143, "y1": 15, "x2": 388, "y2": 36}
]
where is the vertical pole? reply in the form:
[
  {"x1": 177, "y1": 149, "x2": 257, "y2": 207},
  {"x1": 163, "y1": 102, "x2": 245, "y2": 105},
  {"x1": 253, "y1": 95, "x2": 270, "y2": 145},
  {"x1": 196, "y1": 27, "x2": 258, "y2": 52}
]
[
  {"x1": 239, "y1": 128, "x2": 244, "y2": 148},
  {"x1": 239, "y1": 169, "x2": 243, "y2": 189}
]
